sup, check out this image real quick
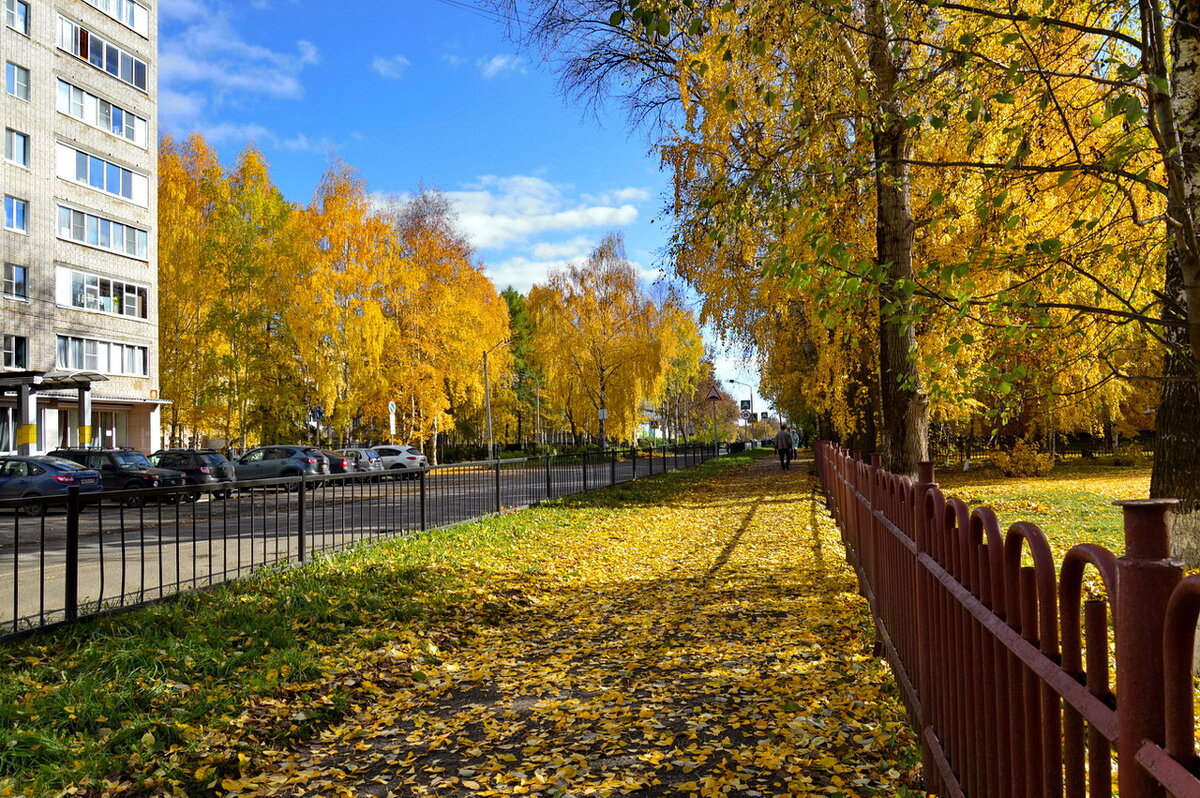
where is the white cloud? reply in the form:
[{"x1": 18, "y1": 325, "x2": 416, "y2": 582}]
[
  {"x1": 581, "y1": 187, "x2": 652, "y2": 205},
  {"x1": 442, "y1": 53, "x2": 465, "y2": 67},
  {"x1": 485, "y1": 256, "x2": 572, "y2": 294},
  {"x1": 159, "y1": 0, "x2": 206, "y2": 21},
  {"x1": 297, "y1": 40, "x2": 320, "y2": 65},
  {"x1": 477, "y1": 54, "x2": 526, "y2": 79},
  {"x1": 371, "y1": 174, "x2": 657, "y2": 292},
  {"x1": 371, "y1": 54, "x2": 412, "y2": 79},
  {"x1": 530, "y1": 237, "x2": 594, "y2": 260},
  {"x1": 160, "y1": 6, "x2": 320, "y2": 115},
  {"x1": 485, "y1": 254, "x2": 663, "y2": 294},
  {"x1": 197, "y1": 122, "x2": 333, "y2": 154},
  {"x1": 159, "y1": 90, "x2": 207, "y2": 123},
  {"x1": 441, "y1": 174, "x2": 641, "y2": 249}
]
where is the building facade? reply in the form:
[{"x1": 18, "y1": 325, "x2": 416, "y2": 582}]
[{"x1": 1, "y1": 0, "x2": 160, "y2": 452}]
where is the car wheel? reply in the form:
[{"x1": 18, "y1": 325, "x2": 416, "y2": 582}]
[
  {"x1": 121, "y1": 483, "x2": 146, "y2": 508},
  {"x1": 20, "y1": 495, "x2": 44, "y2": 517},
  {"x1": 282, "y1": 472, "x2": 301, "y2": 492},
  {"x1": 183, "y1": 490, "x2": 201, "y2": 503}
]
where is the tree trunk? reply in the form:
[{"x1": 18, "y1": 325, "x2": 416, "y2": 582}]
[
  {"x1": 866, "y1": 0, "x2": 929, "y2": 477},
  {"x1": 1153, "y1": 1, "x2": 1200, "y2": 564}
]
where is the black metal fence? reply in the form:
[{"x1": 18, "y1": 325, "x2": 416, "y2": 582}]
[
  {"x1": 929, "y1": 433, "x2": 1154, "y2": 464},
  {"x1": 0, "y1": 443, "x2": 723, "y2": 640}
]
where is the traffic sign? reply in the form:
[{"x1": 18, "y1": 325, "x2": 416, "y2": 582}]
[
  {"x1": 740, "y1": 410, "x2": 751, "y2": 420},
  {"x1": 388, "y1": 400, "x2": 397, "y2": 414},
  {"x1": 704, "y1": 385, "x2": 722, "y2": 402}
]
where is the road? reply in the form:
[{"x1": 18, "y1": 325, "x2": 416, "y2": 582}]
[{"x1": 1, "y1": 451, "x2": 710, "y2": 634}]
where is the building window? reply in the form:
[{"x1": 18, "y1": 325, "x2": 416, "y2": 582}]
[
  {"x1": 3, "y1": 264, "x2": 26, "y2": 300},
  {"x1": 56, "y1": 335, "x2": 148, "y2": 377},
  {"x1": 83, "y1": 0, "x2": 147, "y2": 35},
  {"x1": 56, "y1": 80, "x2": 148, "y2": 148},
  {"x1": 4, "y1": 0, "x2": 28, "y2": 34},
  {"x1": 56, "y1": 144, "x2": 149, "y2": 206},
  {"x1": 57, "y1": 266, "x2": 149, "y2": 319},
  {"x1": 2, "y1": 335, "x2": 27, "y2": 370},
  {"x1": 4, "y1": 129, "x2": 28, "y2": 167},
  {"x1": 4, "y1": 196, "x2": 27, "y2": 232},
  {"x1": 5, "y1": 62, "x2": 29, "y2": 100},
  {"x1": 57, "y1": 17, "x2": 148, "y2": 91},
  {"x1": 57, "y1": 206, "x2": 148, "y2": 260}
]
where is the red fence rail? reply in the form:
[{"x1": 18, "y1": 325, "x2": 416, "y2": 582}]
[{"x1": 815, "y1": 441, "x2": 1200, "y2": 797}]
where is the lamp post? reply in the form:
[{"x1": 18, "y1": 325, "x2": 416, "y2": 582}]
[
  {"x1": 727, "y1": 378, "x2": 755, "y2": 440},
  {"x1": 483, "y1": 339, "x2": 511, "y2": 460}
]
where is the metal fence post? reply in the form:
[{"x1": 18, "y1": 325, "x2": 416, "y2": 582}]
[
  {"x1": 1115, "y1": 499, "x2": 1182, "y2": 798},
  {"x1": 582, "y1": 452, "x2": 589, "y2": 491},
  {"x1": 420, "y1": 471, "x2": 427, "y2": 531},
  {"x1": 610, "y1": 449, "x2": 617, "y2": 485},
  {"x1": 297, "y1": 473, "x2": 307, "y2": 563},
  {"x1": 494, "y1": 458, "x2": 502, "y2": 513},
  {"x1": 65, "y1": 486, "x2": 80, "y2": 623},
  {"x1": 631, "y1": 446, "x2": 637, "y2": 479},
  {"x1": 545, "y1": 454, "x2": 553, "y2": 499}
]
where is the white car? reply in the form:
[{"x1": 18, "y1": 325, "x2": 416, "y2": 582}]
[{"x1": 374, "y1": 445, "x2": 429, "y2": 478}]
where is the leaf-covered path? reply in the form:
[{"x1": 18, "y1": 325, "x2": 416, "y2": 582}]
[{"x1": 229, "y1": 457, "x2": 921, "y2": 797}]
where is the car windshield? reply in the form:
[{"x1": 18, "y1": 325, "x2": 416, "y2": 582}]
[
  {"x1": 41, "y1": 457, "x2": 85, "y2": 470},
  {"x1": 114, "y1": 452, "x2": 153, "y2": 468}
]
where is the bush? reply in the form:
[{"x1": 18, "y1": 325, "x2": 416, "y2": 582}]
[{"x1": 992, "y1": 438, "x2": 1054, "y2": 477}]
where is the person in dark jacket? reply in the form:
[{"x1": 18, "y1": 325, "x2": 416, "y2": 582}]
[{"x1": 774, "y1": 425, "x2": 795, "y2": 470}]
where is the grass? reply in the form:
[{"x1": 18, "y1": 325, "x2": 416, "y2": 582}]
[
  {"x1": 0, "y1": 452, "x2": 756, "y2": 797},
  {"x1": 934, "y1": 457, "x2": 1152, "y2": 562}
]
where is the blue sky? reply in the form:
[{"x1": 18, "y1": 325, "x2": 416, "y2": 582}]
[{"x1": 157, "y1": 0, "x2": 766, "y2": 408}]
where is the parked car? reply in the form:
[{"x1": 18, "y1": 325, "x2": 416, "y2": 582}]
[
  {"x1": 317, "y1": 449, "x2": 354, "y2": 475},
  {"x1": 374, "y1": 445, "x2": 429, "y2": 478},
  {"x1": 338, "y1": 447, "x2": 385, "y2": 480},
  {"x1": 149, "y1": 449, "x2": 237, "y2": 498},
  {"x1": 0, "y1": 456, "x2": 104, "y2": 516},
  {"x1": 302, "y1": 447, "x2": 331, "y2": 476},
  {"x1": 47, "y1": 448, "x2": 187, "y2": 507},
  {"x1": 233, "y1": 446, "x2": 324, "y2": 486}
]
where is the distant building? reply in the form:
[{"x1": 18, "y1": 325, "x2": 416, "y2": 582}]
[{"x1": 1, "y1": 0, "x2": 161, "y2": 452}]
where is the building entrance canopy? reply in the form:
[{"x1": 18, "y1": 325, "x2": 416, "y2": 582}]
[{"x1": 0, "y1": 371, "x2": 110, "y2": 454}]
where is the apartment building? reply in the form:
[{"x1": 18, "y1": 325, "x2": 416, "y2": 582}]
[{"x1": 1, "y1": 0, "x2": 160, "y2": 453}]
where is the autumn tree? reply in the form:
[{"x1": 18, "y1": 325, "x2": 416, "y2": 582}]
[
  {"x1": 528, "y1": 233, "x2": 671, "y2": 448},
  {"x1": 377, "y1": 188, "x2": 514, "y2": 461}
]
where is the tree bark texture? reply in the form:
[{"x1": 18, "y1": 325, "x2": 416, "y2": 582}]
[
  {"x1": 866, "y1": 0, "x2": 930, "y2": 477},
  {"x1": 1152, "y1": 0, "x2": 1200, "y2": 564}
]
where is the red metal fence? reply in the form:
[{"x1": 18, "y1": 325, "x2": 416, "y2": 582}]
[{"x1": 815, "y1": 441, "x2": 1200, "y2": 797}]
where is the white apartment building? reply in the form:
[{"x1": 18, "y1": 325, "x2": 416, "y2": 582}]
[{"x1": 1, "y1": 0, "x2": 161, "y2": 453}]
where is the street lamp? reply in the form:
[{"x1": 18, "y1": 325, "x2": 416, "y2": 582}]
[{"x1": 483, "y1": 339, "x2": 511, "y2": 460}]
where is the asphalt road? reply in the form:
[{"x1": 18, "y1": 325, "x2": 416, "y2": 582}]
[{"x1": 0, "y1": 451, "x2": 710, "y2": 633}]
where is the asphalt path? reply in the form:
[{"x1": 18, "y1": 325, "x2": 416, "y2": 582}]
[{"x1": 0, "y1": 452, "x2": 708, "y2": 634}]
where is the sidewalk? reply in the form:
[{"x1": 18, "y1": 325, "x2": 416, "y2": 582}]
[{"x1": 229, "y1": 456, "x2": 922, "y2": 797}]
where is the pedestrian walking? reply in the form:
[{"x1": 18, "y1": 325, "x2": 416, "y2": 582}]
[
  {"x1": 790, "y1": 427, "x2": 800, "y2": 451},
  {"x1": 774, "y1": 425, "x2": 794, "y2": 470}
]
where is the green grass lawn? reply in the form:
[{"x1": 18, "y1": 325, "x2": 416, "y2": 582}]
[{"x1": 933, "y1": 458, "x2": 1152, "y2": 562}]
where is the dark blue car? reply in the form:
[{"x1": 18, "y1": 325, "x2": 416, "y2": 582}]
[{"x1": 0, "y1": 456, "x2": 103, "y2": 516}]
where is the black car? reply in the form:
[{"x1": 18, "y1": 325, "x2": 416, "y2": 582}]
[
  {"x1": 48, "y1": 448, "x2": 187, "y2": 507},
  {"x1": 150, "y1": 449, "x2": 237, "y2": 498}
]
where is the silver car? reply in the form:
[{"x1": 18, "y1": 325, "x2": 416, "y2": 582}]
[
  {"x1": 338, "y1": 447, "x2": 386, "y2": 480},
  {"x1": 374, "y1": 445, "x2": 429, "y2": 479}
]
